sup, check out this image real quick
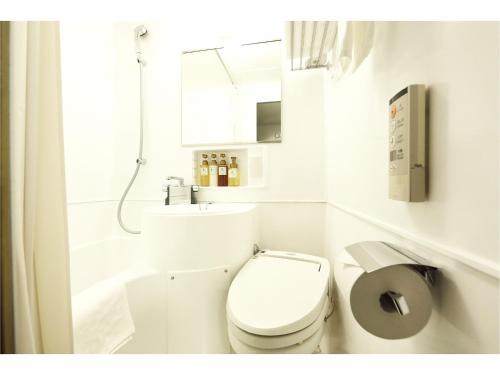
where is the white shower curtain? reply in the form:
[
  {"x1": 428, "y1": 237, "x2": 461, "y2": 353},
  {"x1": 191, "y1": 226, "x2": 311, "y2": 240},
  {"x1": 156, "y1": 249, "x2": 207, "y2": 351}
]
[
  {"x1": 9, "y1": 21, "x2": 73, "y2": 353},
  {"x1": 329, "y1": 21, "x2": 374, "y2": 79}
]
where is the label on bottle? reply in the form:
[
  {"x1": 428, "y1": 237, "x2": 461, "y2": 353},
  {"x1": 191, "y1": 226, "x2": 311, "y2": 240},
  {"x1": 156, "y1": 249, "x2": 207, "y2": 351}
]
[
  {"x1": 209, "y1": 166, "x2": 218, "y2": 175},
  {"x1": 200, "y1": 166, "x2": 208, "y2": 176},
  {"x1": 218, "y1": 166, "x2": 227, "y2": 175},
  {"x1": 229, "y1": 168, "x2": 238, "y2": 178}
]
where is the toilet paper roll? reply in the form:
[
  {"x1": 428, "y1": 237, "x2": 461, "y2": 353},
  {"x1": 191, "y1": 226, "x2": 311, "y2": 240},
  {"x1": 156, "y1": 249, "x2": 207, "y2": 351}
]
[{"x1": 334, "y1": 255, "x2": 433, "y2": 340}]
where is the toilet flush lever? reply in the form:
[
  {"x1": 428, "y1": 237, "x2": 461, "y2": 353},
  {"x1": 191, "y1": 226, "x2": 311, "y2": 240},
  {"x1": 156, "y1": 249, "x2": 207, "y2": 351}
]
[{"x1": 253, "y1": 244, "x2": 261, "y2": 256}]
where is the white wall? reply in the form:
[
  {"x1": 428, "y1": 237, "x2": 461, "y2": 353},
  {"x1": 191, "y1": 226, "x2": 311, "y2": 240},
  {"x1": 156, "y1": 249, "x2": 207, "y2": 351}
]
[
  {"x1": 324, "y1": 21, "x2": 499, "y2": 353},
  {"x1": 60, "y1": 22, "x2": 117, "y2": 285},
  {"x1": 108, "y1": 22, "x2": 326, "y2": 254},
  {"x1": 61, "y1": 22, "x2": 114, "y2": 205},
  {"x1": 61, "y1": 21, "x2": 327, "y2": 284}
]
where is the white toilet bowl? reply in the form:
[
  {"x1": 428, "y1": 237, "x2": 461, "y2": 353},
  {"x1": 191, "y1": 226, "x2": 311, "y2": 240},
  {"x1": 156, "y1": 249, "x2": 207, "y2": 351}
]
[{"x1": 226, "y1": 250, "x2": 331, "y2": 354}]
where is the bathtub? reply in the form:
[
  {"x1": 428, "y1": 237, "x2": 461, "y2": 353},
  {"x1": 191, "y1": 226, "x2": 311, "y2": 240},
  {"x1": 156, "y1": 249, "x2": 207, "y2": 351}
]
[
  {"x1": 69, "y1": 203, "x2": 258, "y2": 354},
  {"x1": 69, "y1": 236, "x2": 168, "y2": 353}
]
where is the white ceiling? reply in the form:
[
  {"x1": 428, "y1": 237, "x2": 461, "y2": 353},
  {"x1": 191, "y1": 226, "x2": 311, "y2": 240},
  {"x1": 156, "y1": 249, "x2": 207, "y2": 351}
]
[{"x1": 178, "y1": 20, "x2": 284, "y2": 51}]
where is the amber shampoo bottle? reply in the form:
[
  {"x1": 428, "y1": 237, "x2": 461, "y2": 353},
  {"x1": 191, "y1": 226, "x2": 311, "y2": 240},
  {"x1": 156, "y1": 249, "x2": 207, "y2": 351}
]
[{"x1": 218, "y1": 153, "x2": 228, "y2": 186}]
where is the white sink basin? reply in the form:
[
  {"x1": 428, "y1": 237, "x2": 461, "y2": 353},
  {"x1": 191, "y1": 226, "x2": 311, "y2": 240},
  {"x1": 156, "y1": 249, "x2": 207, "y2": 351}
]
[{"x1": 141, "y1": 202, "x2": 258, "y2": 271}]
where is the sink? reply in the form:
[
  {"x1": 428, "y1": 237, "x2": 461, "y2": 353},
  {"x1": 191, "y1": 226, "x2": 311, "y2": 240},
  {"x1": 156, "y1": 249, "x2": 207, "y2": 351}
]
[
  {"x1": 140, "y1": 203, "x2": 258, "y2": 353},
  {"x1": 142, "y1": 203, "x2": 257, "y2": 271}
]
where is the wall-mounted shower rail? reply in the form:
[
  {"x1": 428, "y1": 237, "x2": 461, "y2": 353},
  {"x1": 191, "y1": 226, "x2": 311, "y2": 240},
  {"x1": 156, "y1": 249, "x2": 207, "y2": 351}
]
[{"x1": 289, "y1": 21, "x2": 337, "y2": 71}]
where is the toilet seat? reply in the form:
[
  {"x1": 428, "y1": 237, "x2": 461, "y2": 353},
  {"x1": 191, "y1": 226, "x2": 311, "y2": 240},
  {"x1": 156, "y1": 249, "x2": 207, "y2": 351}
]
[
  {"x1": 227, "y1": 295, "x2": 329, "y2": 350},
  {"x1": 228, "y1": 320, "x2": 326, "y2": 354},
  {"x1": 226, "y1": 250, "x2": 331, "y2": 353}
]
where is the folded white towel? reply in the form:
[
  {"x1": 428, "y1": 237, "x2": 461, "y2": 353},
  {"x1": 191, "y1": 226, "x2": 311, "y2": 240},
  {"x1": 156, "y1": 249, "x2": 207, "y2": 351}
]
[{"x1": 72, "y1": 277, "x2": 135, "y2": 354}]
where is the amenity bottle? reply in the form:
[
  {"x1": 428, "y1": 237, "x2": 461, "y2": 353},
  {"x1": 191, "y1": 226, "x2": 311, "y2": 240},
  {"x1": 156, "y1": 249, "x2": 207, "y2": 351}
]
[
  {"x1": 199, "y1": 154, "x2": 209, "y2": 187},
  {"x1": 209, "y1": 153, "x2": 218, "y2": 187},
  {"x1": 218, "y1": 153, "x2": 228, "y2": 186},
  {"x1": 228, "y1": 156, "x2": 240, "y2": 187}
]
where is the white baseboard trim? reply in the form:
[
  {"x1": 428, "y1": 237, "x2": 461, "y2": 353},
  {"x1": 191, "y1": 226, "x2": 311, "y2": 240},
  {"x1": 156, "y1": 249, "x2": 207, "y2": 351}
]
[
  {"x1": 327, "y1": 201, "x2": 500, "y2": 279},
  {"x1": 69, "y1": 238, "x2": 110, "y2": 253}
]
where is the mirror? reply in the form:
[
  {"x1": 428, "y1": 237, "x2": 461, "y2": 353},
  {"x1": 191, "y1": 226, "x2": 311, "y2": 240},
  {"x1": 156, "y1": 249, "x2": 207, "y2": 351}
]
[
  {"x1": 181, "y1": 40, "x2": 282, "y2": 145},
  {"x1": 257, "y1": 101, "x2": 281, "y2": 142}
]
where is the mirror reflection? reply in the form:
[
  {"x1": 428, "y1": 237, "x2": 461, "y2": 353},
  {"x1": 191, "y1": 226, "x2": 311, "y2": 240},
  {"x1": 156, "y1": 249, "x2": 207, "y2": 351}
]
[
  {"x1": 257, "y1": 101, "x2": 281, "y2": 142},
  {"x1": 181, "y1": 40, "x2": 282, "y2": 145}
]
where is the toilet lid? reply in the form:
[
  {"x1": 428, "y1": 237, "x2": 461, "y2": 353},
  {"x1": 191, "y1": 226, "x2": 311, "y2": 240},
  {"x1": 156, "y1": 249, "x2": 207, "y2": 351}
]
[{"x1": 227, "y1": 251, "x2": 330, "y2": 336}]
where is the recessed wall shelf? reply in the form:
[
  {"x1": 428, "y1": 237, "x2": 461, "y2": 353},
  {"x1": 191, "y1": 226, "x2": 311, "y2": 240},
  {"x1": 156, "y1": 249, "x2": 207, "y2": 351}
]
[{"x1": 192, "y1": 145, "x2": 265, "y2": 188}]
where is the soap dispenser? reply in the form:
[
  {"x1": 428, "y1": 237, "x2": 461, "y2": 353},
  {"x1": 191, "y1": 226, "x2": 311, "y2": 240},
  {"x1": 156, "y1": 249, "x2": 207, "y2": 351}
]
[
  {"x1": 218, "y1": 153, "x2": 228, "y2": 186},
  {"x1": 228, "y1": 156, "x2": 240, "y2": 187},
  {"x1": 199, "y1": 154, "x2": 209, "y2": 187},
  {"x1": 209, "y1": 153, "x2": 218, "y2": 187}
]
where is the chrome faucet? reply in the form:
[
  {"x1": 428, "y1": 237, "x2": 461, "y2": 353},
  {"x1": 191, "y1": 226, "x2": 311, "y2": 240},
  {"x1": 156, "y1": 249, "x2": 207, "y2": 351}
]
[{"x1": 163, "y1": 176, "x2": 198, "y2": 205}]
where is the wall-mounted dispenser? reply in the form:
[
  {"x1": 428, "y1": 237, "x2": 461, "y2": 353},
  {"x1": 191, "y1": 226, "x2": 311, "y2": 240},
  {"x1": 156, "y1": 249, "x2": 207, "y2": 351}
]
[{"x1": 389, "y1": 84, "x2": 426, "y2": 202}]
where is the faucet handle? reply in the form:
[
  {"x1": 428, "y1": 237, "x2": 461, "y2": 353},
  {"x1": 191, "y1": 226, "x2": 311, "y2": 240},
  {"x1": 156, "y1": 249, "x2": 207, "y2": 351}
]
[
  {"x1": 190, "y1": 184, "x2": 199, "y2": 204},
  {"x1": 165, "y1": 176, "x2": 185, "y2": 186}
]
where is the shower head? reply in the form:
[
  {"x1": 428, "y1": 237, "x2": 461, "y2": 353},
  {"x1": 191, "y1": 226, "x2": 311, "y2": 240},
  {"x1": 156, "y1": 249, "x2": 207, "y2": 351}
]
[
  {"x1": 135, "y1": 25, "x2": 148, "y2": 38},
  {"x1": 134, "y1": 25, "x2": 148, "y2": 64}
]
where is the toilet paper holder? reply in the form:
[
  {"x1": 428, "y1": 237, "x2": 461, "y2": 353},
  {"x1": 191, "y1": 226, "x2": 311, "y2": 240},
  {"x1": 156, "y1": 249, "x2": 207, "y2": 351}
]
[
  {"x1": 380, "y1": 291, "x2": 411, "y2": 315},
  {"x1": 345, "y1": 241, "x2": 437, "y2": 316},
  {"x1": 345, "y1": 241, "x2": 438, "y2": 286}
]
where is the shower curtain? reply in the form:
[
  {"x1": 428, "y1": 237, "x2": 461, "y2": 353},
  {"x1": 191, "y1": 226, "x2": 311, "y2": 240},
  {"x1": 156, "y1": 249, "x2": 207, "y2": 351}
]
[
  {"x1": 1, "y1": 21, "x2": 15, "y2": 354},
  {"x1": 9, "y1": 21, "x2": 73, "y2": 353}
]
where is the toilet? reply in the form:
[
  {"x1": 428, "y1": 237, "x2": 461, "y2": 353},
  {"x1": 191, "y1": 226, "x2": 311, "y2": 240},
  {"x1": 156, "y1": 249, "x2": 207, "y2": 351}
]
[{"x1": 226, "y1": 250, "x2": 331, "y2": 354}]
